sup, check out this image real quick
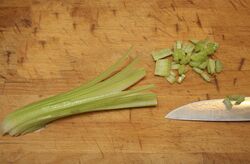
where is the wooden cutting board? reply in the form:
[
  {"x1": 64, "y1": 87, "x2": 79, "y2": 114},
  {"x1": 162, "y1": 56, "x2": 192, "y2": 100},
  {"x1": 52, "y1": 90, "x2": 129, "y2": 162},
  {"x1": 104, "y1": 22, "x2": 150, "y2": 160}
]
[{"x1": 1, "y1": 0, "x2": 250, "y2": 163}]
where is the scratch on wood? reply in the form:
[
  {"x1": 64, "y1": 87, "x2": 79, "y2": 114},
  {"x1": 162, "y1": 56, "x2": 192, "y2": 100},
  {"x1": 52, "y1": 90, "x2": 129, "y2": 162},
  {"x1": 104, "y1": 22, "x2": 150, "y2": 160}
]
[
  {"x1": 206, "y1": 94, "x2": 210, "y2": 100},
  {"x1": 53, "y1": 12, "x2": 59, "y2": 19},
  {"x1": 238, "y1": 58, "x2": 245, "y2": 70},
  {"x1": 80, "y1": 38, "x2": 88, "y2": 46},
  {"x1": 214, "y1": 76, "x2": 220, "y2": 92},
  {"x1": 5, "y1": 51, "x2": 11, "y2": 64},
  {"x1": 187, "y1": 0, "x2": 194, "y2": 4},
  {"x1": 129, "y1": 109, "x2": 132, "y2": 122},
  {"x1": 196, "y1": 13, "x2": 202, "y2": 28},
  {"x1": 112, "y1": 9, "x2": 117, "y2": 16},
  {"x1": 39, "y1": 12, "x2": 42, "y2": 26},
  {"x1": 95, "y1": 140, "x2": 104, "y2": 159},
  {"x1": 25, "y1": 41, "x2": 28, "y2": 54},
  {"x1": 222, "y1": 34, "x2": 225, "y2": 40},
  {"x1": 143, "y1": 36, "x2": 148, "y2": 40},
  {"x1": 229, "y1": 0, "x2": 238, "y2": 10},
  {"x1": 123, "y1": 0, "x2": 126, "y2": 7},
  {"x1": 175, "y1": 23, "x2": 179, "y2": 33},
  {"x1": 39, "y1": 40, "x2": 46, "y2": 48},
  {"x1": 154, "y1": 27, "x2": 158, "y2": 32},
  {"x1": 176, "y1": 14, "x2": 184, "y2": 21},
  {"x1": 73, "y1": 22, "x2": 77, "y2": 30},
  {"x1": 32, "y1": 27, "x2": 38, "y2": 35},
  {"x1": 90, "y1": 23, "x2": 95, "y2": 33},
  {"x1": 148, "y1": 13, "x2": 166, "y2": 26},
  {"x1": 14, "y1": 23, "x2": 21, "y2": 33},
  {"x1": 233, "y1": 78, "x2": 237, "y2": 86},
  {"x1": 21, "y1": 19, "x2": 32, "y2": 27},
  {"x1": 170, "y1": 3, "x2": 176, "y2": 11},
  {"x1": 239, "y1": 0, "x2": 247, "y2": 7},
  {"x1": 157, "y1": 27, "x2": 174, "y2": 38},
  {"x1": 138, "y1": 136, "x2": 143, "y2": 150},
  {"x1": 0, "y1": 74, "x2": 7, "y2": 80}
]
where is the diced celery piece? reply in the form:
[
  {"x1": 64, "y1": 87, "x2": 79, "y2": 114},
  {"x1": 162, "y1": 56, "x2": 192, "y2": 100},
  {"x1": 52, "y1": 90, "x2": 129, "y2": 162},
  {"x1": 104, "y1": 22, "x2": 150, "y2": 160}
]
[
  {"x1": 182, "y1": 43, "x2": 195, "y2": 54},
  {"x1": 180, "y1": 54, "x2": 191, "y2": 65},
  {"x1": 207, "y1": 59, "x2": 216, "y2": 74},
  {"x1": 191, "y1": 51, "x2": 208, "y2": 62},
  {"x1": 165, "y1": 74, "x2": 176, "y2": 84},
  {"x1": 215, "y1": 60, "x2": 223, "y2": 73},
  {"x1": 194, "y1": 39, "x2": 208, "y2": 52},
  {"x1": 227, "y1": 95, "x2": 245, "y2": 105},
  {"x1": 190, "y1": 39, "x2": 199, "y2": 44},
  {"x1": 178, "y1": 64, "x2": 186, "y2": 75},
  {"x1": 170, "y1": 70, "x2": 176, "y2": 76},
  {"x1": 189, "y1": 61, "x2": 201, "y2": 67},
  {"x1": 200, "y1": 72, "x2": 211, "y2": 82},
  {"x1": 206, "y1": 42, "x2": 219, "y2": 55},
  {"x1": 193, "y1": 67, "x2": 203, "y2": 74},
  {"x1": 152, "y1": 48, "x2": 173, "y2": 61},
  {"x1": 154, "y1": 59, "x2": 171, "y2": 77},
  {"x1": 173, "y1": 49, "x2": 185, "y2": 63},
  {"x1": 171, "y1": 62, "x2": 180, "y2": 69},
  {"x1": 177, "y1": 74, "x2": 186, "y2": 83},
  {"x1": 176, "y1": 40, "x2": 182, "y2": 49},
  {"x1": 198, "y1": 61, "x2": 208, "y2": 69},
  {"x1": 235, "y1": 96, "x2": 245, "y2": 105},
  {"x1": 223, "y1": 98, "x2": 233, "y2": 110}
]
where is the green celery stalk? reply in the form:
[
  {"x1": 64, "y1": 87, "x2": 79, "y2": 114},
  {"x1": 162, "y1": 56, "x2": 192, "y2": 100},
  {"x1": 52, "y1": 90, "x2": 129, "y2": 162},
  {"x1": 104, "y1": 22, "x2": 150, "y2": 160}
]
[
  {"x1": 154, "y1": 59, "x2": 171, "y2": 77},
  {"x1": 1, "y1": 50, "x2": 158, "y2": 136},
  {"x1": 152, "y1": 48, "x2": 172, "y2": 61},
  {"x1": 2, "y1": 68, "x2": 147, "y2": 134}
]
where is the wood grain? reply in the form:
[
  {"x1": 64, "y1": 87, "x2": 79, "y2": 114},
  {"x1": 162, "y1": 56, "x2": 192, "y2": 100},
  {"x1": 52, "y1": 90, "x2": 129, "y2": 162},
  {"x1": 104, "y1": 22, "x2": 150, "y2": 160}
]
[{"x1": 1, "y1": 0, "x2": 250, "y2": 163}]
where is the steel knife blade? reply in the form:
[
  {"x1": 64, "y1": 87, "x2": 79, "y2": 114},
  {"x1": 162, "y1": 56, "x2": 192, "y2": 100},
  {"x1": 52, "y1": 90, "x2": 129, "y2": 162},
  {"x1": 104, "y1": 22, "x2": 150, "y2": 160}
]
[{"x1": 166, "y1": 97, "x2": 250, "y2": 121}]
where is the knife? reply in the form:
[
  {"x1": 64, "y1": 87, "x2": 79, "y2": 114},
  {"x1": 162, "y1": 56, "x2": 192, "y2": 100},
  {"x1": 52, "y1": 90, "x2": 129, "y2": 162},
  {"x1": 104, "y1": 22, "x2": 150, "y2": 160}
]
[{"x1": 166, "y1": 97, "x2": 250, "y2": 121}]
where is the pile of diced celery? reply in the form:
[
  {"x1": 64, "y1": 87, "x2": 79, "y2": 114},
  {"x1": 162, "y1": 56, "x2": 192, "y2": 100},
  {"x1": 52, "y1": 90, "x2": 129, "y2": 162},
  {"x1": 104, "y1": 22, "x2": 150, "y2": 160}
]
[{"x1": 152, "y1": 39, "x2": 223, "y2": 84}]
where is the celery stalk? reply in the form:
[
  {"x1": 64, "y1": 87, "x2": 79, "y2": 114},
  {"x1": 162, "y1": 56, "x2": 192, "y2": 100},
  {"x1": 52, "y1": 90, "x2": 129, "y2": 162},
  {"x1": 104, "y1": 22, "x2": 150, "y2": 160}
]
[
  {"x1": 154, "y1": 59, "x2": 171, "y2": 77},
  {"x1": 1, "y1": 50, "x2": 158, "y2": 136}
]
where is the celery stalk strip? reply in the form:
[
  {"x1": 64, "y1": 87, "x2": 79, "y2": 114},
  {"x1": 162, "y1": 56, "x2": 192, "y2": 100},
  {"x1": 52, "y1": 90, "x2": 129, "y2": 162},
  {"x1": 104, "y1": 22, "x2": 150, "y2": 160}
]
[{"x1": 1, "y1": 50, "x2": 158, "y2": 136}]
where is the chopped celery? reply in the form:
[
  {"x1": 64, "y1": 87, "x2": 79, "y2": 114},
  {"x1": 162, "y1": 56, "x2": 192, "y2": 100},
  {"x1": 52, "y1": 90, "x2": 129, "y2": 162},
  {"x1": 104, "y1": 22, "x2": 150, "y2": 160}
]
[
  {"x1": 198, "y1": 61, "x2": 208, "y2": 69},
  {"x1": 207, "y1": 59, "x2": 216, "y2": 74},
  {"x1": 165, "y1": 74, "x2": 176, "y2": 84},
  {"x1": 191, "y1": 51, "x2": 208, "y2": 62},
  {"x1": 200, "y1": 72, "x2": 211, "y2": 82},
  {"x1": 189, "y1": 61, "x2": 201, "y2": 67},
  {"x1": 152, "y1": 48, "x2": 172, "y2": 61},
  {"x1": 170, "y1": 71, "x2": 176, "y2": 76},
  {"x1": 194, "y1": 39, "x2": 209, "y2": 52},
  {"x1": 223, "y1": 95, "x2": 245, "y2": 110},
  {"x1": 173, "y1": 49, "x2": 185, "y2": 63},
  {"x1": 235, "y1": 96, "x2": 245, "y2": 105},
  {"x1": 171, "y1": 62, "x2": 180, "y2": 69},
  {"x1": 206, "y1": 42, "x2": 219, "y2": 55},
  {"x1": 182, "y1": 43, "x2": 195, "y2": 54},
  {"x1": 177, "y1": 74, "x2": 186, "y2": 83},
  {"x1": 215, "y1": 60, "x2": 223, "y2": 73},
  {"x1": 180, "y1": 55, "x2": 190, "y2": 65},
  {"x1": 227, "y1": 95, "x2": 245, "y2": 105},
  {"x1": 154, "y1": 59, "x2": 171, "y2": 76},
  {"x1": 176, "y1": 40, "x2": 182, "y2": 49},
  {"x1": 178, "y1": 65, "x2": 186, "y2": 75},
  {"x1": 223, "y1": 98, "x2": 233, "y2": 110},
  {"x1": 190, "y1": 39, "x2": 199, "y2": 44},
  {"x1": 193, "y1": 67, "x2": 203, "y2": 74},
  {"x1": 151, "y1": 39, "x2": 223, "y2": 84}
]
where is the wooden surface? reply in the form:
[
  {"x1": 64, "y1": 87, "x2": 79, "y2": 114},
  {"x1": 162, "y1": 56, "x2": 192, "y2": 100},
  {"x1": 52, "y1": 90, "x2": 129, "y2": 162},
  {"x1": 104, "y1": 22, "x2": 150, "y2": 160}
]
[{"x1": 1, "y1": 0, "x2": 250, "y2": 163}]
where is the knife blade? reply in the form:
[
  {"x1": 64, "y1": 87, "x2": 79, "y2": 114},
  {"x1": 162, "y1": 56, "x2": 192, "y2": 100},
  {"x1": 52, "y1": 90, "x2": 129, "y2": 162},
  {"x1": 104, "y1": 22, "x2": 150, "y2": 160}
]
[{"x1": 166, "y1": 97, "x2": 250, "y2": 121}]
